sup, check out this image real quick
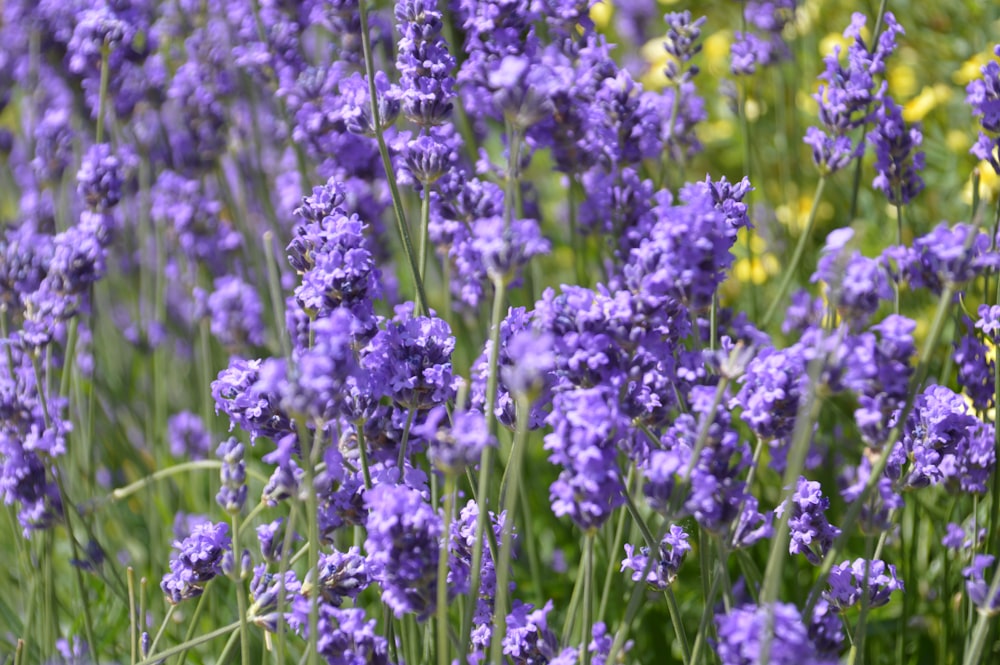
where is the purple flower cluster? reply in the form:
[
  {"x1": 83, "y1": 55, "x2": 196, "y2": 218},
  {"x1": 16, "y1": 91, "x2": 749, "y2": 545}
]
[
  {"x1": 805, "y1": 12, "x2": 903, "y2": 174},
  {"x1": 544, "y1": 386, "x2": 627, "y2": 531},
  {"x1": 883, "y1": 222, "x2": 1000, "y2": 295},
  {"x1": 289, "y1": 179, "x2": 382, "y2": 325},
  {"x1": 160, "y1": 521, "x2": 231, "y2": 604},
  {"x1": 395, "y1": 0, "x2": 456, "y2": 128},
  {"x1": 731, "y1": 1, "x2": 796, "y2": 75},
  {"x1": 776, "y1": 477, "x2": 841, "y2": 565},
  {"x1": 812, "y1": 228, "x2": 891, "y2": 326},
  {"x1": 826, "y1": 558, "x2": 904, "y2": 610},
  {"x1": 966, "y1": 44, "x2": 1000, "y2": 174},
  {"x1": 868, "y1": 97, "x2": 925, "y2": 205},
  {"x1": 714, "y1": 602, "x2": 840, "y2": 665},
  {"x1": 216, "y1": 437, "x2": 247, "y2": 514},
  {"x1": 964, "y1": 555, "x2": 1000, "y2": 613},
  {"x1": 621, "y1": 524, "x2": 691, "y2": 590},
  {"x1": 363, "y1": 483, "x2": 441, "y2": 619},
  {"x1": 888, "y1": 384, "x2": 995, "y2": 493}
]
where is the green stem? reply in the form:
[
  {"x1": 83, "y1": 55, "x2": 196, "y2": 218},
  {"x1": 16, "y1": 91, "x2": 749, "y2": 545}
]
[
  {"x1": 894, "y1": 201, "x2": 904, "y2": 315},
  {"x1": 356, "y1": 0, "x2": 428, "y2": 313},
  {"x1": 96, "y1": 45, "x2": 110, "y2": 144},
  {"x1": 396, "y1": 408, "x2": 417, "y2": 472},
  {"x1": 437, "y1": 475, "x2": 456, "y2": 665},
  {"x1": 460, "y1": 277, "x2": 507, "y2": 658},
  {"x1": 137, "y1": 621, "x2": 240, "y2": 665},
  {"x1": 263, "y1": 231, "x2": 292, "y2": 363},
  {"x1": 759, "y1": 343, "x2": 831, "y2": 663},
  {"x1": 581, "y1": 533, "x2": 595, "y2": 665},
  {"x1": 356, "y1": 417, "x2": 373, "y2": 491},
  {"x1": 962, "y1": 562, "x2": 1000, "y2": 665},
  {"x1": 176, "y1": 588, "x2": 212, "y2": 665},
  {"x1": 231, "y1": 513, "x2": 251, "y2": 665},
  {"x1": 129, "y1": 567, "x2": 137, "y2": 665},
  {"x1": 763, "y1": 176, "x2": 828, "y2": 326},
  {"x1": 419, "y1": 189, "x2": 432, "y2": 289},
  {"x1": 300, "y1": 426, "x2": 323, "y2": 665},
  {"x1": 111, "y1": 461, "x2": 267, "y2": 501},
  {"x1": 489, "y1": 398, "x2": 530, "y2": 664}
]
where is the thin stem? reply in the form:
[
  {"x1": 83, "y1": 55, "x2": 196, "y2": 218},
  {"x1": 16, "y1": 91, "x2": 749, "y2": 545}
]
[
  {"x1": 489, "y1": 398, "x2": 531, "y2": 664},
  {"x1": 437, "y1": 475, "x2": 456, "y2": 665},
  {"x1": 396, "y1": 408, "x2": 417, "y2": 472},
  {"x1": 962, "y1": 562, "x2": 1000, "y2": 665},
  {"x1": 263, "y1": 231, "x2": 292, "y2": 362},
  {"x1": 894, "y1": 201, "x2": 904, "y2": 315},
  {"x1": 301, "y1": 426, "x2": 323, "y2": 665},
  {"x1": 129, "y1": 568, "x2": 137, "y2": 665},
  {"x1": 111, "y1": 461, "x2": 267, "y2": 501},
  {"x1": 763, "y1": 176, "x2": 828, "y2": 327},
  {"x1": 136, "y1": 621, "x2": 240, "y2": 665},
  {"x1": 96, "y1": 45, "x2": 110, "y2": 144},
  {"x1": 419, "y1": 190, "x2": 432, "y2": 291},
  {"x1": 232, "y1": 513, "x2": 251, "y2": 665},
  {"x1": 581, "y1": 533, "x2": 595, "y2": 665},
  {"x1": 759, "y1": 344, "x2": 831, "y2": 663},
  {"x1": 356, "y1": 0, "x2": 428, "y2": 313},
  {"x1": 356, "y1": 417, "x2": 373, "y2": 491},
  {"x1": 460, "y1": 277, "x2": 507, "y2": 658}
]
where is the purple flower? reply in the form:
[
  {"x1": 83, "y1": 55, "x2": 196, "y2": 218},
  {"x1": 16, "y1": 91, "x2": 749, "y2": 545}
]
[
  {"x1": 313, "y1": 546, "x2": 370, "y2": 607},
  {"x1": 731, "y1": 1, "x2": 795, "y2": 75},
  {"x1": 395, "y1": 0, "x2": 456, "y2": 127},
  {"x1": 450, "y1": 500, "x2": 507, "y2": 644},
  {"x1": 775, "y1": 477, "x2": 841, "y2": 565},
  {"x1": 76, "y1": 143, "x2": 128, "y2": 211},
  {"x1": 212, "y1": 357, "x2": 293, "y2": 441},
  {"x1": 470, "y1": 215, "x2": 550, "y2": 285},
  {"x1": 32, "y1": 109, "x2": 75, "y2": 183},
  {"x1": 418, "y1": 406, "x2": 496, "y2": 474},
  {"x1": 976, "y1": 303, "x2": 1000, "y2": 343},
  {"x1": 966, "y1": 45, "x2": 1000, "y2": 174},
  {"x1": 289, "y1": 179, "x2": 382, "y2": 325},
  {"x1": 714, "y1": 602, "x2": 840, "y2": 665},
  {"x1": 503, "y1": 600, "x2": 569, "y2": 664},
  {"x1": 287, "y1": 602, "x2": 391, "y2": 665},
  {"x1": 734, "y1": 343, "x2": 807, "y2": 442},
  {"x1": 363, "y1": 303, "x2": 455, "y2": 410},
  {"x1": 891, "y1": 384, "x2": 995, "y2": 493},
  {"x1": 544, "y1": 386, "x2": 627, "y2": 531},
  {"x1": 954, "y1": 317, "x2": 994, "y2": 412},
  {"x1": 160, "y1": 521, "x2": 231, "y2": 604},
  {"x1": 364, "y1": 483, "x2": 441, "y2": 619},
  {"x1": 621, "y1": 524, "x2": 691, "y2": 590},
  {"x1": 811, "y1": 228, "x2": 891, "y2": 326},
  {"x1": 623, "y1": 183, "x2": 738, "y2": 309},
  {"x1": 806, "y1": 12, "x2": 903, "y2": 173},
  {"x1": 963, "y1": 554, "x2": 1000, "y2": 613},
  {"x1": 401, "y1": 131, "x2": 458, "y2": 187},
  {"x1": 662, "y1": 12, "x2": 705, "y2": 84},
  {"x1": 152, "y1": 171, "x2": 241, "y2": 275},
  {"x1": 839, "y1": 456, "x2": 903, "y2": 533},
  {"x1": 216, "y1": 437, "x2": 247, "y2": 514},
  {"x1": 283, "y1": 309, "x2": 364, "y2": 421},
  {"x1": 826, "y1": 558, "x2": 904, "y2": 610},
  {"x1": 884, "y1": 222, "x2": 1000, "y2": 295},
  {"x1": 868, "y1": 97, "x2": 925, "y2": 204},
  {"x1": 167, "y1": 411, "x2": 212, "y2": 460},
  {"x1": 204, "y1": 276, "x2": 265, "y2": 349}
]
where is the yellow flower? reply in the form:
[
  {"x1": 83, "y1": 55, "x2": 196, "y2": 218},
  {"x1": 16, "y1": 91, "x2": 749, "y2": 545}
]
[
  {"x1": 962, "y1": 162, "x2": 1000, "y2": 205},
  {"x1": 590, "y1": 1, "x2": 612, "y2": 31},
  {"x1": 953, "y1": 49, "x2": 999, "y2": 85},
  {"x1": 902, "y1": 84, "x2": 952, "y2": 123}
]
